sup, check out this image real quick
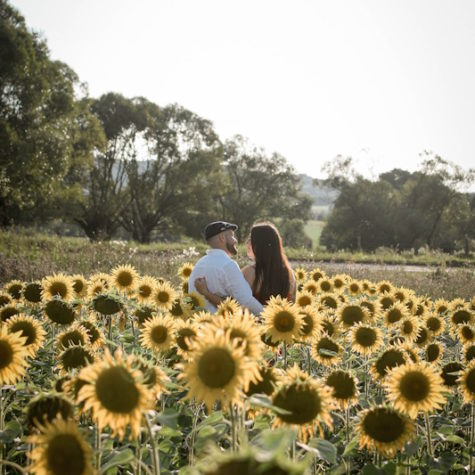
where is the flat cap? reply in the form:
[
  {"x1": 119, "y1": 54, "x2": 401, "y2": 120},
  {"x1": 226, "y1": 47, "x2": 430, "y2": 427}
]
[{"x1": 204, "y1": 221, "x2": 238, "y2": 240}]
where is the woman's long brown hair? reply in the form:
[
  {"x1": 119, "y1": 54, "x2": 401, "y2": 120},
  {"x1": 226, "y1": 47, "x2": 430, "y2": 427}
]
[{"x1": 250, "y1": 222, "x2": 292, "y2": 304}]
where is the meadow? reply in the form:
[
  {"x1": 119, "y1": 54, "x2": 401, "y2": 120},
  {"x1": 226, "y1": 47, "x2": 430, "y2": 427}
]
[{"x1": 0, "y1": 229, "x2": 474, "y2": 474}]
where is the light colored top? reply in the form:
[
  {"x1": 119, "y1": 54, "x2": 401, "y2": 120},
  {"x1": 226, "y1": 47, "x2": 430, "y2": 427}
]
[{"x1": 188, "y1": 249, "x2": 264, "y2": 315}]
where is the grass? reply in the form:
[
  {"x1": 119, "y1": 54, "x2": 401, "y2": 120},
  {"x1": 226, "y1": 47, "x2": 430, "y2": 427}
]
[
  {"x1": 1, "y1": 228, "x2": 474, "y2": 300},
  {"x1": 304, "y1": 219, "x2": 324, "y2": 246}
]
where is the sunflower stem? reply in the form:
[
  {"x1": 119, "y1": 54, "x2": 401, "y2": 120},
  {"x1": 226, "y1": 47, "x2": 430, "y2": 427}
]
[
  {"x1": 95, "y1": 424, "x2": 102, "y2": 470},
  {"x1": 229, "y1": 403, "x2": 237, "y2": 451},
  {"x1": 424, "y1": 412, "x2": 433, "y2": 458},
  {"x1": 283, "y1": 342, "x2": 288, "y2": 369},
  {"x1": 189, "y1": 403, "x2": 200, "y2": 465},
  {"x1": 307, "y1": 346, "x2": 312, "y2": 375},
  {"x1": 107, "y1": 316, "x2": 113, "y2": 349},
  {"x1": 145, "y1": 413, "x2": 161, "y2": 475},
  {"x1": 345, "y1": 406, "x2": 350, "y2": 445},
  {"x1": 0, "y1": 387, "x2": 4, "y2": 475},
  {"x1": 470, "y1": 402, "x2": 474, "y2": 475}
]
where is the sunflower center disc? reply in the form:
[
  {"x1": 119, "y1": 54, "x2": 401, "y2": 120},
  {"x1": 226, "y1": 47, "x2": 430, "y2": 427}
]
[
  {"x1": 415, "y1": 328, "x2": 428, "y2": 346},
  {"x1": 426, "y1": 318, "x2": 441, "y2": 332},
  {"x1": 61, "y1": 331, "x2": 84, "y2": 348},
  {"x1": 320, "y1": 281, "x2": 331, "y2": 292},
  {"x1": 72, "y1": 280, "x2": 84, "y2": 293},
  {"x1": 466, "y1": 370, "x2": 475, "y2": 394},
  {"x1": 157, "y1": 292, "x2": 170, "y2": 303},
  {"x1": 387, "y1": 309, "x2": 402, "y2": 323},
  {"x1": 322, "y1": 296, "x2": 337, "y2": 309},
  {"x1": 139, "y1": 285, "x2": 152, "y2": 298},
  {"x1": 118, "y1": 272, "x2": 133, "y2": 287},
  {"x1": 1, "y1": 307, "x2": 18, "y2": 322},
  {"x1": 273, "y1": 384, "x2": 321, "y2": 424},
  {"x1": 402, "y1": 321, "x2": 413, "y2": 334},
  {"x1": 363, "y1": 408, "x2": 405, "y2": 443},
  {"x1": 453, "y1": 310, "x2": 471, "y2": 325},
  {"x1": 24, "y1": 283, "x2": 42, "y2": 302},
  {"x1": 317, "y1": 337, "x2": 339, "y2": 359},
  {"x1": 426, "y1": 344, "x2": 440, "y2": 362},
  {"x1": 355, "y1": 328, "x2": 376, "y2": 347},
  {"x1": 198, "y1": 348, "x2": 236, "y2": 388},
  {"x1": 61, "y1": 347, "x2": 92, "y2": 371},
  {"x1": 342, "y1": 306, "x2": 364, "y2": 326},
  {"x1": 96, "y1": 366, "x2": 140, "y2": 413},
  {"x1": 273, "y1": 311, "x2": 295, "y2": 332},
  {"x1": 49, "y1": 282, "x2": 68, "y2": 298},
  {"x1": 299, "y1": 296, "x2": 312, "y2": 307},
  {"x1": 45, "y1": 300, "x2": 75, "y2": 325},
  {"x1": 47, "y1": 433, "x2": 86, "y2": 475},
  {"x1": 301, "y1": 314, "x2": 314, "y2": 335},
  {"x1": 400, "y1": 371, "x2": 430, "y2": 401},
  {"x1": 151, "y1": 326, "x2": 168, "y2": 344},
  {"x1": 326, "y1": 372, "x2": 355, "y2": 399},
  {"x1": 0, "y1": 340, "x2": 14, "y2": 369},
  {"x1": 442, "y1": 363, "x2": 463, "y2": 386},
  {"x1": 10, "y1": 322, "x2": 36, "y2": 345},
  {"x1": 177, "y1": 329, "x2": 196, "y2": 350},
  {"x1": 375, "y1": 350, "x2": 405, "y2": 377}
]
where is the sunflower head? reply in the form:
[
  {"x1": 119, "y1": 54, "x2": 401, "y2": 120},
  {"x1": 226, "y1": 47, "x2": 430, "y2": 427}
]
[
  {"x1": 425, "y1": 314, "x2": 445, "y2": 336},
  {"x1": 441, "y1": 362, "x2": 464, "y2": 388},
  {"x1": 216, "y1": 297, "x2": 241, "y2": 318},
  {"x1": 111, "y1": 264, "x2": 139, "y2": 293},
  {"x1": 5, "y1": 280, "x2": 24, "y2": 300},
  {"x1": 459, "y1": 360, "x2": 475, "y2": 404},
  {"x1": 175, "y1": 320, "x2": 199, "y2": 353},
  {"x1": 450, "y1": 306, "x2": 473, "y2": 327},
  {"x1": 295, "y1": 290, "x2": 315, "y2": 309},
  {"x1": 357, "y1": 406, "x2": 415, "y2": 457},
  {"x1": 185, "y1": 291, "x2": 206, "y2": 312},
  {"x1": 0, "y1": 304, "x2": 19, "y2": 323},
  {"x1": 294, "y1": 267, "x2": 307, "y2": 284},
  {"x1": 58, "y1": 345, "x2": 95, "y2": 374},
  {"x1": 262, "y1": 296, "x2": 302, "y2": 344},
  {"x1": 399, "y1": 316, "x2": 420, "y2": 342},
  {"x1": 332, "y1": 274, "x2": 348, "y2": 290},
  {"x1": 458, "y1": 324, "x2": 475, "y2": 344},
  {"x1": 78, "y1": 319, "x2": 104, "y2": 349},
  {"x1": 153, "y1": 281, "x2": 178, "y2": 311},
  {"x1": 464, "y1": 344, "x2": 475, "y2": 363},
  {"x1": 57, "y1": 324, "x2": 90, "y2": 350},
  {"x1": 0, "y1": 293, "x2": 12, "y2": 307},
  {"x1": 302, "y1": 281, "x2": 318, "y2": 296},
  {"x1": 414, "y1": 326, "x2": 431, "y2": 348},
  {"x1": 393, "y1": 287, "x2": 410, "y2": 303},
  {"x1": 7, "y1": 313, "x2": 46, "y2": 357},
  {"x1": 41, "y1": 274, "x2": 74, "y2": 302},
  {"x1": 311, "y1": 335, "x2": 342, "y2": 367},
  {"x1": 325, "y1": 369, "x2": 359, "y2": 409},
  {"x1": 70, "y1": 275, "x2": 87, "y2": 298},
  {"x1": 178, "y1": 262, "x2": 194, "y2": 280},
  {"x1": 384, "y1": 303, "x2": 409, "y2": 326},
  {"x1": 338, "y1": 303, "x2": 369, "y2": 328},
  {"x1": 349, "y1": 323, "x2": 383, "y2": 356},
  {"x1": 170, "y1": 298, "x2": 192, "y2": 320},
  {"x1": 23, "y1": 282, "x2": 43, "y2": 304},
  {"x1": 425, "y1": 342, "x2": 443, "y2": 364},
  {"x1": 91, "y1": 293, "x2": 123, "y2": 316},
  {"x1": 44, "y1": 299, "x2": 76, "y2": 325},
  {"x1": 309, "y1": 268, "x2": 325, "y2": 282},
  {"x1": 135, "y1": 276, "x2": 157, "y2": 304},
  {"x1": 317, "y1": 278, "x2": 333, "y2": 293},
  {"x1": 245, "y1": 366, "x2": 279, "y2": 397},
  {"x1": 26, "y1": 393, "x2": 74, "y2": 431},
  {"x1": 0, "y1": 325, "x2": 29, "y2": 385},
  {"x1": 27, "y1": 418, "x2": 93, "y2": 475},
  {"x1": 139, "y1": 314, "x2": 176, "y2": 353},
  {"x1": 347, "y1": 280, "x2": 362, "y2": 296},
  {"x1": 299, "y1": 307, "x2": 322, "y2": 340},
  {"x1": 359, "y1": 298, "x2": 381, "y2": 319},
  {"x1": 371, "y1": 348, "x2": 407, "y2": 381}
]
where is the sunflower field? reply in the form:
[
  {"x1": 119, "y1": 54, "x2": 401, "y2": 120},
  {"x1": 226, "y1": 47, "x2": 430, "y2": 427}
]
[{"x1": 0, "y1": 264, "x2": 474, "y2": 475}]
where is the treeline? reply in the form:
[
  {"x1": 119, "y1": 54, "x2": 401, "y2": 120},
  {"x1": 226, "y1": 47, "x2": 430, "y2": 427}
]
[
  {"x1": 0, "y1": 1, "x2": 312, "y2": 245},
  {"x1": 321, "y1": 156, "x2": 475, "y2": 255}
]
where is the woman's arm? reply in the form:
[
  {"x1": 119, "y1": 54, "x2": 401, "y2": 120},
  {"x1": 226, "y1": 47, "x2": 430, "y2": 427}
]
[
  {"x1": 241, "y1": 264, "x2": 256, "y2": 289},
  {"x1": 288, "y1": 270, "x2": 297, "y2": 303},
  {"x1": 194, "y1": 277, "x2": 224, "y2": 306}
]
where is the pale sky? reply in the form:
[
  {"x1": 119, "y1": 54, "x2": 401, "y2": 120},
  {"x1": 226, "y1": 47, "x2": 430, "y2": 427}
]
[{"x1": 10, "y1": 0, "x2": 475, "y2": 181}]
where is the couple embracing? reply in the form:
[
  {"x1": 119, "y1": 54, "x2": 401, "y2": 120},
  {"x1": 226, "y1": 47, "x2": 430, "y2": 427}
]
[{"x1": 188, "y1": 221, "x2": 296, "y2": 316}]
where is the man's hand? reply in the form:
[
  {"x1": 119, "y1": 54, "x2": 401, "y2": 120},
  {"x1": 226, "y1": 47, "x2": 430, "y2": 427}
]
[{"x1": 194, "y1": 276, "x2": 209, "y2": 296}]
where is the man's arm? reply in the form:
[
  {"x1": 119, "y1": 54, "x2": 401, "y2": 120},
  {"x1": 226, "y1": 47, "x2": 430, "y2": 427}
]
[{"x1": 223, "y1": 261, "x2": 264, "y2": 316}]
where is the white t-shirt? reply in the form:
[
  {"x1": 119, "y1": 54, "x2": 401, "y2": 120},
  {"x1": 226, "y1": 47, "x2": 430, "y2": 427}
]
[{"x1": 188, "y1": 249, "x2": 264, "y2": 316}]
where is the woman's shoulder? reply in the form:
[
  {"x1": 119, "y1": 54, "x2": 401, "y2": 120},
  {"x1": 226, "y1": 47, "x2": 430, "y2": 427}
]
[{"x1": 241, "y1": 263, "x2": 256, "y2": 278}]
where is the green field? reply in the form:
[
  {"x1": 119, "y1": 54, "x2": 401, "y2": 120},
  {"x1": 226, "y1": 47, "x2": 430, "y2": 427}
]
[{"x1": 304, "y1": 220, "x2": 325, "y2": 247}]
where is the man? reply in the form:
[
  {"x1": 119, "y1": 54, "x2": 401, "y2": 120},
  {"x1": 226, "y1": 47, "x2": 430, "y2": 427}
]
[{"x1": 187, "y1": 221, "x2": 263, "y2": 315}]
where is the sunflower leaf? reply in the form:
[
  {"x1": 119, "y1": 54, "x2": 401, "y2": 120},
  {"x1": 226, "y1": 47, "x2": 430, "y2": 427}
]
[
  {"x1": 248, "y1": 395, "x2": 291, "y2": 415},
  {"x1": 99, "y1": 449, "x2": 135, "y2": 473},
  {"x1": 300, "y1": 438, "x2": 337, "y2": 464}
]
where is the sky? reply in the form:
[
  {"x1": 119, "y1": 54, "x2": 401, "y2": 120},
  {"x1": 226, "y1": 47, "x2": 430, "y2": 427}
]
[{"x1": 10, "y1": 0, "x2": 475, "y2": 181}]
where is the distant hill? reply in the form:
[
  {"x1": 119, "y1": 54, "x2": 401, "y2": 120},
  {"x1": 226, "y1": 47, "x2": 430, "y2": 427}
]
[{"x1": 298, "y1": 174, "x2": 338, "y2": 218}]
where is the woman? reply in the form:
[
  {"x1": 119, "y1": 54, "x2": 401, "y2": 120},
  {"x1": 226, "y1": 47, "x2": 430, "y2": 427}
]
[{"x1": 194, "y1": 222, "x2": 296, "y2": 306}]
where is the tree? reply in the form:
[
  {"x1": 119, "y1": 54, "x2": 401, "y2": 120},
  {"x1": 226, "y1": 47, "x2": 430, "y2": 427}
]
[
  {"x1": 0, "y1": 1, "x2": 101, "y2": 225},
  {"x1": 215, "y1": 136, "x2": 312, "y2": 240},
  {"x1": 119, "y1": 103, "x2": 222, "y2": 242}
]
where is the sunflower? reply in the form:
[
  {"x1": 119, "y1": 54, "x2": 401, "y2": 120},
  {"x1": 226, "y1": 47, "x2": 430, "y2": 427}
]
[
  {"x1": 295, "y1": 290, "x2": 315, "y2": 309},
  {"x1": 178, "y1": 262, "x2": 194, "y2": 281},
  {"x1": 450, "y1": 298, "x2": 467, "y2": 311},
  {"x1": 27, "y1": 418, "x2": 93, "y2": 475},
  {"x1": 317, "y1": 277, "x2": 333, "y2": 293},
  {"x1": 23, "y1": 282, "x2": 43, "y2": 304},
  {"x1": 361, "y1": 279, "x2": 373, "y2": 293},
  {"x1": 433, "y1": 299, "x2": 450, "y2": 316},
  {"x1": 0, "y1": 293, "x2": 12, "y2": 307},
  {"x1": 357, "y1": 406, "x2": 415, "y2": 457},
  {"x1": 383, "y1": 303, "x2": 410, "y2": 327},
  {"x1": 414, "y1": 326, "x2": 431, "y2": 348},
  {"x1": 302, "y1": 280, "x2": 319, "y2": 296},
  {"x1": 44, "y1": 299, "x2": 76, "y2": 325},
  {"x1": 318, "y1": 293, "x2": 341, "y2": 311},
  {"x1": 370, "y1": 348, "x2": 407, "y2": 381},
  {"x1": 0, "y1": 303, "x2": 19, "y2": 322},
  {"x1": 175, "y1": 320, "x2": 199, "y2": 355},
  {"x1": 245, "y1": 366, "x2": 279, "y2": 397},
  {"x1": 441, "y1": 362, "x2": 464, "y2": 388},
  {"x1": 413, "y1": 299, "x2": 429, "y2": 319},
  {"x1": 111, "y1": 264, "x2": 139, "y2": 294},
  {"x1": 384, "y1": 362, "x2": 446, "y2": 419},
  {"x1": 70, "y1": 274, "x2": 88, "y2": 299},
  {"x1": 311, "y1": 335, "x2": 342, "y2": 367},
  {"x1": 464, "y1": 344, "x2": 475, "y2": 363},
  {"x1": 41, "y1": 274, "x2": 74, "y2": 302},
  {"x1": 337, "y1": 302, "x2": 369, "y2": 328},
  {"x1": 425, "y1": 343, "x2": 443, "y2": 364},
  {"x1": 88, "y1": 272, "x2": 112, "y2": 289},
  {"x1": 135, "y1": 276, "x2": 157, "y2": 304},
  {"x1": 424, "y1": 314, "x2": 445, "y2": 336},
  {"x1": 347, "y1": 280, "x2": 362, "y2": 296},
  {"x1": 325, "y1": 369, "x2": 359, "y2": 410},
  {"x1": 86, "y1": 278, "x2": 106, "y2": 300},
  {"x1": 150, "y1": 281, "x2": 177, "y2": 311},
  {"x1": 132, "y1": 357, "x2": 170, "y2": 399},
  {"x1": 320, "y1": 314, "x2": 339, "y2": 339},
  {"x1": 450, "y1": 306, "x2": 473, "y2": 327},
  {"x1": 331, "y1": 274, "x2": 348, "y2": 291},
  {"x1": 399, "y1": 316, "x2": 421, "y2": 343},
  {"x1": 91, "y1": 293, "x2": 122, "y2": 316},
  {"x1": 77, "y1": 350, "x2": 154, "y2": 439},
  {"x1": 458, "y1": 360, "x2": 475, "y2": 404},
  {"x1": 349, "y1": 323, "x2": 383, "y2": 356},
  {"x1": 379, "y1": 293, "x2": 396, "y2": 311},
  {"x1": 7, "y1": 314, "x2": 46, "y2": 357},
  {"x1": 170, "y1": 297, "x2": 192, "y2": 320},
  {"x1": 193, "y1": 310, "x2": 214, "y2": 327},
  {"x1": 309, "y1": 268, "x2": 326, "y2": 283},
  {"x1": 26, "y1": 393, "x2": 74, "y2": 431},
  {"x1": 393, "y1": 287, "x2": 410, "y2": 303},
  {"x1": 133, "y1": 305, "x2": 155, "y2": 327},
  {"x1": 458, "y1": 324, "x2": 475, "y2": 345},
  {"x1": 216, "y1": 297, "x2": 242, "y2": 318},
  {"x1": 402, "y1": 343, "x2": 420, "y2": 364},
  {"x1": 178, "y1": 329, "x2": 255, "y2": 410},
  {"x1": 58, "y1": 345, "x2": 95, "y2": 374},
  {"x1": 57, "y1": 324, "x2": 90, "y2": 350},
  {"x1": 271, "y1": 365, "x2": 335, "y2": 441},
  {"x1": 5, "y1": 279, "x2": 24, "y2": 300},
  {"x1": 78, "y1": 320, "x2": 104, "y2": 350},
  {"x1": 185, "y1": 291, "x2": 206, "y2": 312},
  {"x1": 261, "y1": 296, "x2": 302, "y2": 344},
  {"x1": 299, "y1": 307, "x2": 322, "y2": 341},
  {"x1": 294, "y1": 267, "x2": 307, "y2": 284},
  {"x1": 0, "y1": 325, "x2": 29, "y2": 385},
  {"x1": 359, "y1": 298, "x2": 381, "y2": 320},
  {"x1": 377, "y1": 280, "x2": 394, "y2": 295},
  {"x1": 405, "y1": 296, "x2": 417, "y2": 314},
  {"x1": 140, "y1": 314, "x2": 176, "y2": 353}
]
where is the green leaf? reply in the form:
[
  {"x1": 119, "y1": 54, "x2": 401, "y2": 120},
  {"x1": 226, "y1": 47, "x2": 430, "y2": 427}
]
[
  {"x1": 318, "y1": 348, "x2": 338, "y2": 356},
  {"x1": 0, "y1": 419, "x2": 22, "y2": 443},
  {"x1": 156, "y1": 409, "x2": 179, "y2": 429},
  {"x1": 248, "y1": 395, "x2": 292, "y2": 415},
  {"x1": 342, "y1": 435, "x2": 359, "y2": 457},
  {"x1": 99, "y1": 449, "x2": 135, "y2": 473},
  {"x1": 301, "y1": 438, "x2": 337, "y2": 464},
  {"x1": 197, "y1": 425, "x2": 217, "y2": 439}
]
